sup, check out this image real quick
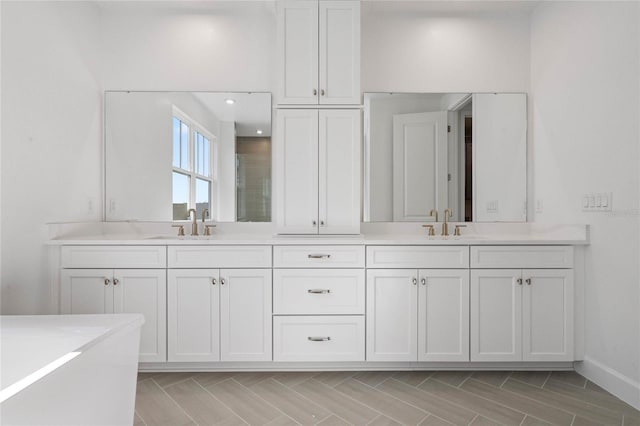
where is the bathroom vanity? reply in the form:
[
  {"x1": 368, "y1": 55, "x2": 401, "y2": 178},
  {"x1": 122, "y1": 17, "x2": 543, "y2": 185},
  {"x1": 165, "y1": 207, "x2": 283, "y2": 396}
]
[{"x1": 48, "y1": 223, "x2": 587, "y2": 372}]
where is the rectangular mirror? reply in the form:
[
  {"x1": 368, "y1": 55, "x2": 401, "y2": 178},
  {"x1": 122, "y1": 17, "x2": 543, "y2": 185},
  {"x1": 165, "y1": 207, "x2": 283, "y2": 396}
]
[
  {"x1": 363, "y1": 92, "x2": 527, "y2": 223},
  {"x1": 105, "y1": 91, "x2": 272, "y2": 222}
]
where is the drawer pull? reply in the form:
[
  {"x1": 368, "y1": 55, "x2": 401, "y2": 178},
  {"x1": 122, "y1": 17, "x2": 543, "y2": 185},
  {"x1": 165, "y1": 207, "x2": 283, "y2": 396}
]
[
  {"x1": 516, "y1": 278, "x2": 523, "y2": 285},
  {"x1": 525, "y1": 278, "x2": 531, "y2": 285},
  {"x1": 212, "y1": 278, "x2": 217, "y2": 285},
  {"x1": 308, "y1": 254, "x2": 331, "y2": 259},
  {"x1": 104, "y1": 278, "x2": 111, "y2": 286},
  {"x1": 307, "y1": 289, "x2": 331, "y2": 294},
  {"x1": 220, "y1": 278, "x2": 226, "y2": 285},
  {"x1": 308, "y1": 336, "x2": 331, "y2": 342},
  {"x1": 113, "y1": 278, "x2": 119, "y2": 286}
]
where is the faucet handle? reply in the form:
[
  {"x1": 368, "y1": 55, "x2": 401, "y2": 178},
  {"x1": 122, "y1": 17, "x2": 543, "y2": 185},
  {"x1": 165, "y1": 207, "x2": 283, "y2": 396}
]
[
  {"x1": 171, "y1": 224, "x2": 185, "y2": 236},
  {"x1": 422, "y1": 224, "x2": 435, "y2": 236},
  {"x1": 454, "y1": 224, "x2": 467, "y2": 236},
  {"x1": 204, "y1": 224, "x2": 216, "y2": 236}
]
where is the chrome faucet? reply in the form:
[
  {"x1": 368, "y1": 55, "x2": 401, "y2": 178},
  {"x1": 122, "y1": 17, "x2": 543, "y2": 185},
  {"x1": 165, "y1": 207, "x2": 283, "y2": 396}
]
[
  {"x1": 442, "y1": 208, "x2": 453, "y2": 236},
  {"x1": 188, "y1": 208, "x2": 198, "y2": 236}
]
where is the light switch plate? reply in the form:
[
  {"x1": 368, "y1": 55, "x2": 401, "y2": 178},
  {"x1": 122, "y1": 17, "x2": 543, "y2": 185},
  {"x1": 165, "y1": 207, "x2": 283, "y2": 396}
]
[{"x1": 582, "y1": 192, "x2": 612, "y2": 212}]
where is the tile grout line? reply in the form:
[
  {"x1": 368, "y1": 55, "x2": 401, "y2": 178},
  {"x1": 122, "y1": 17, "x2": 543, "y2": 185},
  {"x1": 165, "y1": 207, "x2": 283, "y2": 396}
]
[
  {"x1": 468, "y1": 413, "x2": 480, "y2": 426},
  {"x1": 429, "y1": 377, "x2": 533, "y2": 424},
  {"x1": 500, "y1": 378, "x2": 623, "y2": 423},
  {"x1": 499, "y1": 371, "x2": 514, "y2": 388},
  {"x1": 541, "y1": 371, "x2": 552, "y2": 388},
  {"x1": 304, "y1": 377, "x2": 387, "y2": 424},
  {"x1": 191, "y1": 377, "x2": 251, "y2": 426},
  {"x1": 229, "y1": 377, "x2": 305, "y2": 426},
  {"x1": 335, "y1": 377, "x2": 430, "y2": 425},
  {"x1": 159, "y1": 374, "x2": 197, "y2": 390},
  {"x1": 150, "y1": 378, "x2": 199, "y2": 426},
  {"x1": 523, "y1": 377, "x2": 627, "y2": 419},
  {"x1": 134, "y1": 409, "x2": 148, "y2": 426}
]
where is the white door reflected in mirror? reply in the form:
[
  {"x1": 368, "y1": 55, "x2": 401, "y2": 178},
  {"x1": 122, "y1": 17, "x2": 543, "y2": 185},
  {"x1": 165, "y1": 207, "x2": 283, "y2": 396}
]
[{"x1": 364, "y1": 92, "x2": 527, "y2": 223}]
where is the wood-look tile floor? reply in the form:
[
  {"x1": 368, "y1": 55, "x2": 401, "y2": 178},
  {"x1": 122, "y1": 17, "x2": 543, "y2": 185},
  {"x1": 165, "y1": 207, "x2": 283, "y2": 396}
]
[{"x1": 134, "y1": 371, "x2": 640, "y2": 426}]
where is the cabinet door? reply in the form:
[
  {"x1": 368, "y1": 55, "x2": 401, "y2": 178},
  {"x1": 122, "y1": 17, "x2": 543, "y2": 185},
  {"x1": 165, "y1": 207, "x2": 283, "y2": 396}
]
[
  {"x1": 366, "y1": 269, "x2": 417, "y2": 361},
  {"x1": 277, "y1": 1, "x2": 318, "y2": 104},
  {"x1": 470, "y1": 269, "x2": 522, "y2": 361},
  {"x1": 114, "y1": 269, "x2": 167, "y2": 363},
  {"x1": 318, "y1": 109, "x2": 361, "y2": 234},
  {"x1": 167, "y1": 269, "x2": 220, "y2": 362},
  {"x1": 61, "y1": 269, "x2": 113, "y2": 314},
  {"x1": 220, "y1": 269, "x2": 272, "y2": 361},
  {"x1": 319, "y1": 1, "x2": 360, "y2": 104},
  {"x1": 418, "y1": 269, "x2": 469, "y2": 362},
  {"x1": 523, "y1": 269, "x2": 574, "y2": 361},
  {"x1": 276, "y1": 109, "x2": 319, "y2": 234}
]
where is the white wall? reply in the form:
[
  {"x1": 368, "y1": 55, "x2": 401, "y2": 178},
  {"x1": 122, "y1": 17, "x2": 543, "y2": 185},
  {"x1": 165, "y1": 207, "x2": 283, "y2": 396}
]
[
  {"x1": 530, "y1": 1, "x2": 640, "y2": 406},
  {"x1": 1, "y1": 1, "x2": 103, "y2": 314},
  {"x1": 100, "y1": 2, "x2": 276, "y2": 92},
  {"x1": 361, "y1": 2, "x2": 531, "y2": 92}
]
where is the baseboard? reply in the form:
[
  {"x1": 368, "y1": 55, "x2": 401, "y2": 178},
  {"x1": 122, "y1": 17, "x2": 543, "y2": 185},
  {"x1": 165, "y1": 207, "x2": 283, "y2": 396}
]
[{"x1": 575, "y1": 357, "x2": 640, "y2": 410}]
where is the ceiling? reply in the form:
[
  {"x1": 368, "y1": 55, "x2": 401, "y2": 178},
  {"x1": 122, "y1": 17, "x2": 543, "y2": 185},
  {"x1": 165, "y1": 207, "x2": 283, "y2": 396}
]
[{"x1": 193, "y1": 92, "x2": 272, "y2": 137}]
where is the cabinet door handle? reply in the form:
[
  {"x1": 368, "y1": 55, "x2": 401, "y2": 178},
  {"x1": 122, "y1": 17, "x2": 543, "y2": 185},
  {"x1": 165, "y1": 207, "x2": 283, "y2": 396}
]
[
  {"x1": 220, "y1": 278, "x2": 226, "y2": 285},
  {"x1": 308, "y1": 336, "x2": 331, "y2": 342},
  {"x1": 104, "y1": 278, "x2": 111, "y2": 286},
  {"x1": 307, "y1": 289, "x2": 331, "y2": 294},
  {"x1": 312, "y1": 220, "x2": 317, "y2": 226},
  {"x1": 525, "y1": 278, "x2": 531, "y2": 285},
  {"x1": 212, "y1": 278, "x2": 217, "y2": 285},
  {"x1": 113, "y1": 278, "x2": 119, "y2": 286},
  {"x1": 313, "y1": 89, "x2": 317, "y2": 96},
  {"x1": 308, "y1": 254, "x2": 331, "y2": 259},
  {"x1": 421, "y1": 278, "x2": 426, "y2": 285},
  {"x1": 516, "y1": 278, "x2": 523, "y2": 285},
  {"x1": 320, "y1": 220, "x2": 325, "y2": 227},
  {"x1": 412, "y1": 277, "x2": 417, "y2": 285},
  {"x1": 320, "y1": 89, "x2": 325, "y2": 96}
]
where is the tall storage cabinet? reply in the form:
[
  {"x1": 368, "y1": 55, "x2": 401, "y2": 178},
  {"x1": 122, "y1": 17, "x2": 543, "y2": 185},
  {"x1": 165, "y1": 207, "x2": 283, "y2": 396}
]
[
  {"x1": 277, "y1": 1, "x2": 360, "y2": 105},
  {"x1": 276, "y1": 109, "x2": 361, "y2": 235}
]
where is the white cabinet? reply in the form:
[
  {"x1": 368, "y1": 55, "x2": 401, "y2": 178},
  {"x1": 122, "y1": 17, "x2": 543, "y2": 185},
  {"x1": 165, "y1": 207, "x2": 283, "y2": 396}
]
[
  {"x1": 274, "y1": 316, "x2": 364, "y2": 361},
  {"x1": 167, "y1": 269, "x2": 220, "y2": 362},
  {"x1": 61, "y1": 268, "x2": 166, "y2": 363},
  {"x1": 220, "y1": 269, "x2": 272, "y2": 362},
  {"x1": 277, "y1": 0, "x2": 360, "y2": 105},
  {"x1": 366, "y1": 269, "x2": 469, "y2": 362},
  {"x1": 168, "y1": 268, "x2": 272, "y2": 362},
  {"x1": 471, "y1": 269, "x2": 574, "y2": 362},
  {"x1": 276, "y1": 109, "x2": 360, "y2": 234},
  {"x1": 366, "y1": 269, "x2": 417, "y2": 361}
]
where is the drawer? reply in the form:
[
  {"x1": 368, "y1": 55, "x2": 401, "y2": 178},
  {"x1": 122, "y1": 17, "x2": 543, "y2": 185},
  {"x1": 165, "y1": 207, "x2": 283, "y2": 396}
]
[
  {"x1": 366, "y1": 246, "x2": 469, "y2": 269},
  {"x1": 61, "y1": 246, "x2": 166, "y2": 268},
  {"x1": 273, "y1": 269, "x2": 365, "y2": 315},
  {"x1": 168, "y1": 246, "x2": 271, "y2": 268},
  {"x1": 273, "y1": 316, "x2": 365, "y2": 362},
  {"x1": 470, "y1": 246, "x2": 573, "y2": 268},
  {"x1": 273, "y1": 246, "x2": 364, "y2": 268}
]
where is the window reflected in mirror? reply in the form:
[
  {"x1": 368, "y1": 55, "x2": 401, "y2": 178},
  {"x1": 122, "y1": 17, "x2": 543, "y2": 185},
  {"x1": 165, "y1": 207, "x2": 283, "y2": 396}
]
[{"x1": 105, "y1": 91, "x2": 272, "y2": 222}]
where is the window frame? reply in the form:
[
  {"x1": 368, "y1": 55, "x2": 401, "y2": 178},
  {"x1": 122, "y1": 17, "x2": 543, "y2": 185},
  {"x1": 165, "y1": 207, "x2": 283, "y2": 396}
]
[{"x1": 172, "y1": 106, "x2": 215, "y2": 221}]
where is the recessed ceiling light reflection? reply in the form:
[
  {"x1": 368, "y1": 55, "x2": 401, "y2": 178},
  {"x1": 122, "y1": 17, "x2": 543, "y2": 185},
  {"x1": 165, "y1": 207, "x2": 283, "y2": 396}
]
[
  {"x1": 256, "y1": 130, "x2": 263, "y2": 135},
  {"x1": 225, "y1": 99, "x2": 235, "y2": 105}
]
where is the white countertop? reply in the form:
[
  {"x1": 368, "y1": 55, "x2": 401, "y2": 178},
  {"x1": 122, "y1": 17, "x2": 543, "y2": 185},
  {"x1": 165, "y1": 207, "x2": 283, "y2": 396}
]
[
  {"x1": 46, "y1": 222, "x2": 589, "y2": 246},
  {"x1": 0, "y1": 314, "x2": 144, "y2": 403}
]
